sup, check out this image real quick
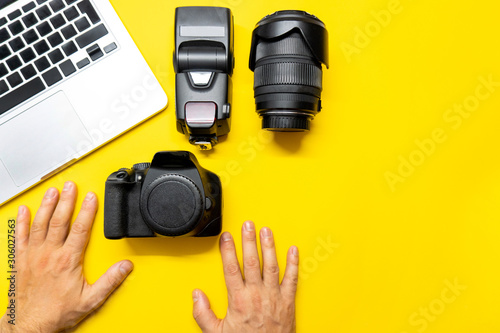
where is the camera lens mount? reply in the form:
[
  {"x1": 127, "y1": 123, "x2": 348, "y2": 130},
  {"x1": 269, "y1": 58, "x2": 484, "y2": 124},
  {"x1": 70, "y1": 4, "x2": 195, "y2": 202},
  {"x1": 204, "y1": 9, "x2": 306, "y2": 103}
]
[{"x1": 140, "y1": 174, "x2": 204, "y2": 236}]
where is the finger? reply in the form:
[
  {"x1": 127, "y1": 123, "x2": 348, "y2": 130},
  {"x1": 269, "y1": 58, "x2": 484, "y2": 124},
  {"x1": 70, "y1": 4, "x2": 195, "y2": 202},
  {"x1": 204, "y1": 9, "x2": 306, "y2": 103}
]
[
  {"x1": 45, "y1": 181, "x2": 77, "y2": 246},
  {"x1": 192, "y1": 289, "x2": 221, "y2": 332},
  {"x1": 30, "y1": 187, "x2": 59, "y2": 245},
  {"x1": 260, "y1": 227, "x2": 280, "y2": 288},
  {"x1": 219, "y1": 232, "x2": 244, "y2": 294},
  {"x1": 64, "y1": 192, "x2": 97, "y2": 254},
  {"x1": 85, "y1": 260, "x2": 133, "y2": 311},
  {"x1": 16, "y1": 205, "x2": 30, "y2": 251},
  {"x1": 241, "y1": 221, "x2": 262, "y2": 284},
  {"x1": 281, "y1": 246, "x2": 299, "y2": 298}
]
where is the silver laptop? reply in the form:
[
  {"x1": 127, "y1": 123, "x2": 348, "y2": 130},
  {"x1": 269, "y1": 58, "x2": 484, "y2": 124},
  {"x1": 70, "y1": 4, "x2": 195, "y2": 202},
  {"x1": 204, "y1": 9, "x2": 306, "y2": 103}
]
[{"x1": 0, "y1": 0, "x2": 168, "y2": 205}]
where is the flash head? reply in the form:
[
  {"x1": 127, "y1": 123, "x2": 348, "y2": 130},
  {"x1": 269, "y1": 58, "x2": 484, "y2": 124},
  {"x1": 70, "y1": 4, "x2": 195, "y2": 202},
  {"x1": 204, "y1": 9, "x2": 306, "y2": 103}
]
[{"x1": 174, "y1": 6, "x2": 234, "y2": 150}]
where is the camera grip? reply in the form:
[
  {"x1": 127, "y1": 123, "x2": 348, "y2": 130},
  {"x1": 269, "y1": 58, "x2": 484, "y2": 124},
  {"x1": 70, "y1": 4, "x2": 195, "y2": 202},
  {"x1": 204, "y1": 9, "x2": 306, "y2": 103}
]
[{"x1": 104, "y1": 182, "x2": 130, "y2": 239}]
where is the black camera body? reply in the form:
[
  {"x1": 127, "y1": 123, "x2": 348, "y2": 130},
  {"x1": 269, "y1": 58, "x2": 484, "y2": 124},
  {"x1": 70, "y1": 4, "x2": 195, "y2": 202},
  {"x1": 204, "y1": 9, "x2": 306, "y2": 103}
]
[
  {"x1": 104, "y1": 151, "x2": 222, "y2": 239},
  {"x1": 174, "y1": 6, "x2": 234, "y2": 150}
]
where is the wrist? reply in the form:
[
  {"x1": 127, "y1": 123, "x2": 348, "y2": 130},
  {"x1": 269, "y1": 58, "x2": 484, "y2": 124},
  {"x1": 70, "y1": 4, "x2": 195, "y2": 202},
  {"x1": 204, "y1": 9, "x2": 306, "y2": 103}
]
[
  {"x1": 0, "y1": 314, "x2": 49, "y2": 333},
  {"x1": 0, "y1": 316, "x2": 14, "y2": 333}
]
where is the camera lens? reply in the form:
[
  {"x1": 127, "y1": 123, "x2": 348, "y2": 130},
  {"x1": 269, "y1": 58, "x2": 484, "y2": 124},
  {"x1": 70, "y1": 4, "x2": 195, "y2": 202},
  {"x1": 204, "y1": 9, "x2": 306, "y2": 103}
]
[{"x1": 249, "y1": 11, "x2": 329, "y2": 131}]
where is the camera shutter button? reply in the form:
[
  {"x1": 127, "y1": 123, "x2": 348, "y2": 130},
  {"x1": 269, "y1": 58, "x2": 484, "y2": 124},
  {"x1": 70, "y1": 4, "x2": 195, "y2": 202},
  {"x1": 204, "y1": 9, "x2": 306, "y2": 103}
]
[{"x1": 116, "y1": 171, "x2": 128, "y2": 179}]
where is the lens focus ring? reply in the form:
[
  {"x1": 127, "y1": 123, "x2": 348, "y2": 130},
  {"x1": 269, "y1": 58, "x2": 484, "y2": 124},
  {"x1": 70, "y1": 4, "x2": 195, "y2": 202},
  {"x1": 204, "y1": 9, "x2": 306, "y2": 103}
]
[{"x1": 254, "y1": 62, "x2": 323, "y2": 88}]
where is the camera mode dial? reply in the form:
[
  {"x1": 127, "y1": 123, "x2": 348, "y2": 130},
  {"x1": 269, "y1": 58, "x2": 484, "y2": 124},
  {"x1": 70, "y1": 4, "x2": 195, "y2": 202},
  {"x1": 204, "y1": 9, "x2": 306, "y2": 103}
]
[{"x1": 133, "y1": 163, "x2": 151, "y2": 171}]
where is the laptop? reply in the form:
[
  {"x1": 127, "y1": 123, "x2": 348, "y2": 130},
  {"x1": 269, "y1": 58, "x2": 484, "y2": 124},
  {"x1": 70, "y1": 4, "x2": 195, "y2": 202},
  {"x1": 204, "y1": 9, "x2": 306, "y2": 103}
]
[{"x1": 0, "y1": 0, "x2": 168, "y2": 205}]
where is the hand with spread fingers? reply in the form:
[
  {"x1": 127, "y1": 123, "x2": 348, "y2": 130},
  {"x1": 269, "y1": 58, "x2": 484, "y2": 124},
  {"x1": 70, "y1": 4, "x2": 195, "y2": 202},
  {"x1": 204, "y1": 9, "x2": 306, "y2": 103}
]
[
  {"x1": 192, "y1": 221, "x2": 299, "y2": 333},
  {"x1": 0, "y1": 182, "x2": 133, "y2": 333}
]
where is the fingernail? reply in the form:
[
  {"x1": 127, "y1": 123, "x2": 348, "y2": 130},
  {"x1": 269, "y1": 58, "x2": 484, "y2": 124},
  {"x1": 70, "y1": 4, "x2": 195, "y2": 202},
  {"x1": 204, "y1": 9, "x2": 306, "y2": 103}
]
[
  {"x1": 45, "y1": 188, "x2": 57, "y2": 199},
  {"x1": 119, "y1": 261, "x2": 133, "y2": 275},
  {"x1": 18, "y1": 205, "x2": 25, "y2": 216},
  {"x1": 221, "y1": 232, "x2": 232, "y2": 242},
  {"x1": 261, "y1": 227, "x2": 272, "y2": 238},
  {"x1": 244, "y1": 221, "x2": 254, "y2": 232},
  {"x1": 85, "y1": 192, "x2": 95, "y2": 201},
  {"x1": 62, "y1": 181, "x2": 72, "y2": 191},
  {"x1": 192, "y1": 289, "x2": 199, "y2": 302},
  {"x1": 291, "y1": 246, "x2": 299, "y2": 256}
]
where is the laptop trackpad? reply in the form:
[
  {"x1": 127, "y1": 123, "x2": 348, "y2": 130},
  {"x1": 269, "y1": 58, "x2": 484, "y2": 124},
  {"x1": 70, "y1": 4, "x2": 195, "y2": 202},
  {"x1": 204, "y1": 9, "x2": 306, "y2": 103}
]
[{"x1": 0, "y1": 92, "x2": 89, "y2": 186}]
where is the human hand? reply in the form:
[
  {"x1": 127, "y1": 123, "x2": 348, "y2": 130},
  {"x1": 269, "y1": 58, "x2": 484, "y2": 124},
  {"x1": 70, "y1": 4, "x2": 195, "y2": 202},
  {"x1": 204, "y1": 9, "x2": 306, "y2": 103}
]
[
  {"x1": 0, "y1": 182, "x2": 133, "y2": 333},
  {"x1": 192, "y1": 221, "x2": 299, "y2": 333}
]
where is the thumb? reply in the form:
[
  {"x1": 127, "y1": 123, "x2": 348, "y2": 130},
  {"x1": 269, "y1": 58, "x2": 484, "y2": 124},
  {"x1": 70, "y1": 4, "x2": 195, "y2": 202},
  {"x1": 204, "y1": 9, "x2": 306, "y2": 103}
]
[
  {"x1": 192, "y1": 289, "x2": 221, "y2": 332},
  {"x1": 86, "y1": 260, "x2": 134, "y2": 311}
]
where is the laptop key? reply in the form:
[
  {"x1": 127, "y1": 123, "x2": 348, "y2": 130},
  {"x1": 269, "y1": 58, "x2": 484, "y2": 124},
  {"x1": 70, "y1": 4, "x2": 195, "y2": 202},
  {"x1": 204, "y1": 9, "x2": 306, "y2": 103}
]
[
  {"x1": 61, "y1": 40, "x2": 77, "y2": 56},
  {"x1": 34, "y1": 56, "x2": 50, "y2": 71},
  {"x1": 37, "y1": 0, "x2": 49, "y2": 4},
  {"x1": 48, "y1": 48, "x2": 64, "y2": 64},
  {"x1": 9, "y1": 37, "x2": 25, "y2": 52},
  {"x1": 77, "y1": 0, "x2": 100, "y2": 24},
  {"x1": 0, "y1": 28, "x2": 10, "y2": 43},
  {"x1": 50, "y1": 14, "x2": 65, "y2": 29},
  {"x1": 65, "y1": 0, "x2": 78, "y2": 4},
  {"x1": 74, "y1": 17, "x2": 90, "y2": 32},
  {"x1": 47, "y1": 31, "x2": 63, "y2": 47},
  {"x1": 0, "y1": 77, "x2": 45, "y2": 115},
  {"x1": 8, "y1": 21, "x2": 24, "y2": 35},
  {"x1": 22, "y1": 2, "x2": 37, "y2": 13},
  {"x1": 21, "y1": 64, "x2": 37, "y2": 80},
  {"x1": 0, "y1": 45, "x2": 11, "y2": 60},
  {"x1": 59, "y1": 59, "x2": 75, "y2": 76},
  {"x1": 7, "y1": 72, "x2": 23, "y2": 88},
  {"x1": 22, "y1": 13, "x2": 38, "y2": 28},
  {"x1": 0, "y1": 80, "x2": 8, "y2": 95},
  {"x1": 20, "y1": 47, "x2": 36, "y2": 62},
  {"x1": 36, "y1": 5, "x2": 51, "y2": 21},
  {"x1": 0, "y1": 63, "x2": 8, "y2": 77},
  {"x1": 23, "y1": 29, "x2": 39, "y2": 44},
  {"x1": 36, "y1": 22, "x2": 52, "y2": 37},
  {"x1": 20, "y1": 47, "x2": 36, "y2": 63},
  {"x1": 76, "y1": 58, "x2": 89, "y2": 69},
  {"x1": 86, "y1": 44, "x2": 102, "y2": 61},
  {"x1": 6, "y1": 55, "x2": 22, "y2": 71},
  {"x1": 8, "y1": 10, "x2": 22, "y2": 21},
  {"x1": 104, "y1": 42, "x2": 117, "y2": 54},
  {"x1": 49, "y1": 0, "x2": 65, "y2": 13},
  {"x1": 75, "y1": 24, "x2": 107, "y2": 48},
  {"x1": 42, "y1": 67, "x2": 62, "y2": 86},
  {"x1": 64, "y1": 7, "x2": 79, "y2": 21},
  {"x1": 0, "y1": 18, "x2": 7, "y2": 27},
  {"x1": 61, "y1": 24, "x2": 76, "y2": 39},
  {"x1": 34, "y1": 40, "x2": 49, "y2": 55}
]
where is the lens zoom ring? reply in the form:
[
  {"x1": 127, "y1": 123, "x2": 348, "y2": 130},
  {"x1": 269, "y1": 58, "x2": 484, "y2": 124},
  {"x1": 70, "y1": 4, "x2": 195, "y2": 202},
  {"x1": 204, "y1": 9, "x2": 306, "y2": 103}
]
[{"x1": 254, "y1": 62, "x2": 322, "y2": 88}]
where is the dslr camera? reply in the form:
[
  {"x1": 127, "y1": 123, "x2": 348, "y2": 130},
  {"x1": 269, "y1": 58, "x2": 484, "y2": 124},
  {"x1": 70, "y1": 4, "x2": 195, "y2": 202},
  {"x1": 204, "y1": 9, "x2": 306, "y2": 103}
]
[{"x1": 104, "y1": 151, "x2": 222, "y2": 239}]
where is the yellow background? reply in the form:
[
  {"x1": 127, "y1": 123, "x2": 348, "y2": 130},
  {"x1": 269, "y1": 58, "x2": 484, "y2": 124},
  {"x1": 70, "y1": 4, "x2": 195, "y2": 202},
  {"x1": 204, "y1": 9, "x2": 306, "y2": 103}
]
[{"x1": 2, "y1": 0, "x2": 500, "y2": 331}]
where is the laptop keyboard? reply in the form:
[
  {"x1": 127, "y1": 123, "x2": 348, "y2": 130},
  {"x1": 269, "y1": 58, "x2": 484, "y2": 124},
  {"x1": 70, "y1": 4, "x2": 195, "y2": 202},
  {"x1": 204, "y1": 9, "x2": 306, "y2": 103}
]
[{"x1": 0, "y1": 0, "x2": 118, "y2": 116}]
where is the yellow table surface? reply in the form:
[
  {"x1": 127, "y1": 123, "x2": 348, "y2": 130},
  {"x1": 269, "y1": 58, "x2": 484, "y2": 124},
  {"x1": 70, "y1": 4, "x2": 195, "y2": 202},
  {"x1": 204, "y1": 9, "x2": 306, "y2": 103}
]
[{"x1": 2, "y1": 0, "x2": 500, "y2": 331}]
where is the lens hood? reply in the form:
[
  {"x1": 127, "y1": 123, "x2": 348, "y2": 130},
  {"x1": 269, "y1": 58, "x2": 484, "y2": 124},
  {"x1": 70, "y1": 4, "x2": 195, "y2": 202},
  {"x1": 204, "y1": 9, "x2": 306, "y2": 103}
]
[{"x1": 249, "y1": 10, "x2": 329, "y2": 71}]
